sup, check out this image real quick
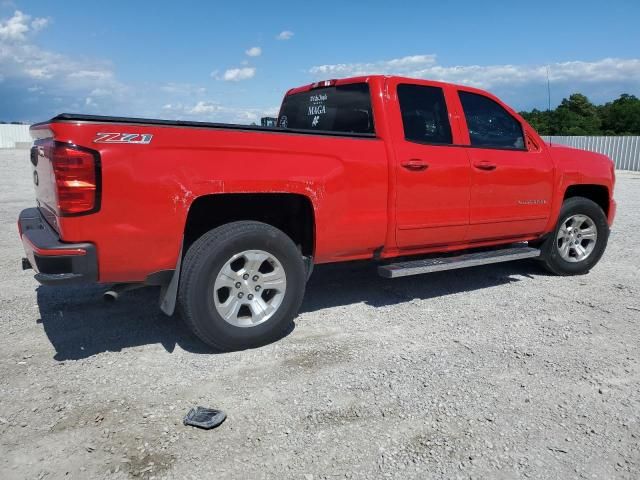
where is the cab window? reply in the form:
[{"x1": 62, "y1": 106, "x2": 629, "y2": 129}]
[
  {"x1": 397, "y1": 84, "x2": 453, "y2": 145},
  {"x1": 459, "y1": 91, "x2": 525, "y2": 150}
]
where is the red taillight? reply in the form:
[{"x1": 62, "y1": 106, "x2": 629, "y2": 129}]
[{"x1": 49, "y1": 143, "x2": 100, "y2": 215}]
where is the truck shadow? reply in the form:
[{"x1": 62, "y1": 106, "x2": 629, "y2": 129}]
[
  {"x1": 36, "y1": 260, "x2": 543, "y2": 361},
  {"x1": 36, "y1": 285, "x2": 214, "y2": 361},
  {"x1": 302, "y1": 260, "x2": 541, "y2": 313}
]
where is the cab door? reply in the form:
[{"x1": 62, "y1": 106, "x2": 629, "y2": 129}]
[
  {"x1": 389, "y1": 80, "x2": 471, "y2": 249},
  {"x1": 455, "y1": 89, "x2": 554, "y2": 241}
]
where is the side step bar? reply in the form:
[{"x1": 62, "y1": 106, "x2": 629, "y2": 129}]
[{"x1": 378, "y1": 246, "x2": 541, "y2": 279}]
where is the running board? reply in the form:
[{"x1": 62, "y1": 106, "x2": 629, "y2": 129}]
[{"x1": 378, "y1": 246, "x2": 541, "y2": 279}]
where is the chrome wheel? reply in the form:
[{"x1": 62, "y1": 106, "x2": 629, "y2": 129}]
[
  {"x1": 213, "y1": 249, "x2": 287, "y2": 328},
  {"x1": 556, "y1": 214, "x2": 598, "y2": 263}
]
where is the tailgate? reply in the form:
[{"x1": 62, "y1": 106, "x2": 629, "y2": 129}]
[
  {"x1": 30, "y1": 144, "x2": 59, "y2": 227},
  {"x1": 29, "y1": 132, "x2": 59, "y2": 231}
]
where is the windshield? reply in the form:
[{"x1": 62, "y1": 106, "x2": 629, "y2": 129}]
[{"x1": 278, "y1": 83, "x2": 374, "y2": 134}]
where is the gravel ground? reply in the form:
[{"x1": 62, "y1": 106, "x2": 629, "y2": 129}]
[{"x1": 1, "y1": 148, "x2": 639, "y2": 480}]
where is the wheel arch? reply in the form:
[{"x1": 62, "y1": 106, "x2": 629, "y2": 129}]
[
  {"x1": 183, "y1": 192, "x2": 316, "y2": 258},
  {"x1": 563, "y1": 184, "x2": 610, "y2": 216}
]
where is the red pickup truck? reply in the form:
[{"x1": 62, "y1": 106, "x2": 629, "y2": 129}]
[{"x1": 19, "y1": 75, "x2": 616, "y2": 350}]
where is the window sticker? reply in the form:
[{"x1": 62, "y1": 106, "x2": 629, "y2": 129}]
[{"x1": 308, "y1": 93, "x2": 328, "y2": 127}]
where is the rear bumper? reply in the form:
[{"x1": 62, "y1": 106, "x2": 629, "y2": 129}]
[{"x1": 19, "y1": 208, "x2": 98, "y2": 285}]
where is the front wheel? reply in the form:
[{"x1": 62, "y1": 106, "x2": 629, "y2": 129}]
[
  {"x1": 538, "y1": 196, "x2": 609, "y2": 276},
  {"x1": 178, "y1": 221, "x2": 306, "y2": 351}
]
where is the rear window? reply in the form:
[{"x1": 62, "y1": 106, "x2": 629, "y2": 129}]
[{"x1": 278, "y1": 83, "x2": 374, "y2": 135}]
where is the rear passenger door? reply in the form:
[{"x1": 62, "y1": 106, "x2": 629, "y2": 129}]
[
  {"x1": 456, "y1": 90, "x2": 553, "y2": 241},
  {"x1": 389, "y1": 80, "x2": 471, "y2": 249}
]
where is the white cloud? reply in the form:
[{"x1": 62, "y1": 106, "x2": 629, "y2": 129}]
[
  {"x1": 30, "y1": 17, "x2": 48, "y2": 32},
  {"x1": 68, "y1": 69, "x2": 114, "y2": 81},
  {"x1": 1, "y1": 10, "x2": 258, "y2": 121},
  {"x1": 89, "y1": 87, "x2": 113, "y2": 96},
  {"x1": 24, "y1": 67, "x2": 52, "y2": 79},
  {"x1": 0, "y1": 10, "x2": 120, "y2": 91},
  {"x1": 222, "y1": 67, "x2": 256, "y2": 81},
  {"x1": 0, "y1": 9, "x2": 132, "y2": 119},
  {"x1": 245, "y1": 46, "x2": 261, "y2": 57},
  {"x1": 188, "y1": 101, "x2": 221, "y2": 115},
  {"x1": 0, "y1": 10, "x2": 48, "y2": 42},
  {"x1": 159, "y1": 82, "x2": 206, "y2": 96},
  {"x1": 0, "y1": 10, "x2": 31, "y2": 41},
  {"x1": 162, "y1": 102, "x2": 278, "y2": 124},
  {"x1": 310, "y1": 54, "x2": 436, "y2": 78},
  {"x1": 309, "y1": 54, "x2": 640, "y2": 90},
  {"x1": 276, "y1": 30, "x2": 293, "y2": 40}
]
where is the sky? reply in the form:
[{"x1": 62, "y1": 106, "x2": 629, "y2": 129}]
[{"x1": 1, "y1": 0, "x2": 639, "y2": 123}]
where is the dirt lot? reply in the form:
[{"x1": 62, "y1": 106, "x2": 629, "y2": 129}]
[{"x1": 0, "y1": 148, "x2": 639, "y2": 480}]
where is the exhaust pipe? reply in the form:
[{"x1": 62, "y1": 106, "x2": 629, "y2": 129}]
[
  {"x1": 103, "y1": 289, "x2": 120, "y2": 302},
  {"x1": 103, "y1": 283, "x2": 144, "y2": 302}
]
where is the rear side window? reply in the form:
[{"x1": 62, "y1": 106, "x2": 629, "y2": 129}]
[
  {"x1": 278, "y1": 83, "x2": 374, "y2": 134},
  {"x1": 397, "y1": 84, "x2": 452, "y2": 145},
  {"x1": 459, "y1": 91, "x2": 525, "y2": 150}
]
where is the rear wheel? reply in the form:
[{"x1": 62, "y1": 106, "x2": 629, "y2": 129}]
[
  {"x1": 539, "y1": 197, "x2": 609, "y2": 275},
  {"x1": 178, "y1": 221, "x2": 306, "y2": 351}
]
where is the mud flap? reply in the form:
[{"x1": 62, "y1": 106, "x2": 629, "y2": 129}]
[
  {"x1": 160, "y1": 240, "x2": 183, "y2": 316},
  {"x1": 304, "y1": 255, "x2": 314, "y2": 281}
]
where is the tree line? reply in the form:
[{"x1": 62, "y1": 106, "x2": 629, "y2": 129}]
[{"x1": 519, "y1": 93, "x2": 640, "y2": 136}]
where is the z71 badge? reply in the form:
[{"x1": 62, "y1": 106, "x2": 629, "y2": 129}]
[{"x1": 94, "y1": 132, "x2": 153, "y2": 144}]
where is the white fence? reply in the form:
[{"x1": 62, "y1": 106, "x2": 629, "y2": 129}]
[
  {"x1": 545, "y1": 136, "x2": 640, "y2": 172},
  {"x1": 0, "y1": 124, "x2": 31, "y2": 148}
]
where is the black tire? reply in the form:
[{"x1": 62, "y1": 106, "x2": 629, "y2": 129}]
[
  {"x1": 539, "y1": 196, "x2": 609, "y2": 276},
  {"x1": 178, "y1": 221, "x2": 306, "y2": 351}
]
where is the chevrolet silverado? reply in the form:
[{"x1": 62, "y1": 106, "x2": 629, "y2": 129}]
[{"x1": 19, "y1": 76, "x2": 616, "y2": 350}]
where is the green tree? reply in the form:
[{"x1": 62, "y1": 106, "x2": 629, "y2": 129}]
[
  {"x1": 520, "y1": 108, "x2": 556, "y2": 135},
  {"x1": 553, "y1": 93, "x2": 601, "y2": 135},
  {"x1": 599, "y1": 94, "x2": 640, "y2": 135}
]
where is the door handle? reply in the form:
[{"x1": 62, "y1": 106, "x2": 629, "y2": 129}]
[
  {"x1": 401, "y1": 159, "x2": 429, "y2": 171},
  {"x1": 473, "y1": 161, "x2": 497, "y2": 171}
]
